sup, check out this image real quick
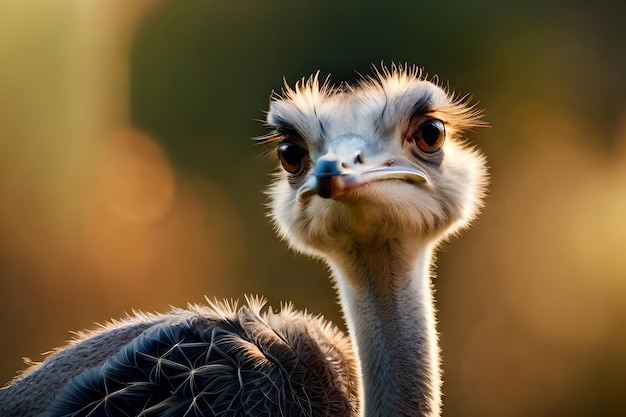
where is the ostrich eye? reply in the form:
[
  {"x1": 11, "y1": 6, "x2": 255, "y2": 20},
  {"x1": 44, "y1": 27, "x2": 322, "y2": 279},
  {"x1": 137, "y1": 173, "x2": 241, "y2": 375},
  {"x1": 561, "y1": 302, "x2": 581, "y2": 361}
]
[
  {"x1": 277, "y1": 141, "x2": 308, "y2": 174},
  {"x1": 413, "y1": 119, "x2": 445, "y2": 153}
]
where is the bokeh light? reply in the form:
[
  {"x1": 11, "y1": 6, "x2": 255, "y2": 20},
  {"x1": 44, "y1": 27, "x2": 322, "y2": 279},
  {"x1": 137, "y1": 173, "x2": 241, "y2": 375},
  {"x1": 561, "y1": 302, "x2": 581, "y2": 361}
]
[{"x1": 0, "y1": 1, "x2": 624, "y2": 416}]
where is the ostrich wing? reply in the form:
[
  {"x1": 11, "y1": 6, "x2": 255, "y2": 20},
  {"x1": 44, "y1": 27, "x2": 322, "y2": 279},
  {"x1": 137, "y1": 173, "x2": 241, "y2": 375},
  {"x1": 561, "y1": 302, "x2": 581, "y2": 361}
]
[{"x1": 1, "y1": 303, "x2": 358, "y2": 417}]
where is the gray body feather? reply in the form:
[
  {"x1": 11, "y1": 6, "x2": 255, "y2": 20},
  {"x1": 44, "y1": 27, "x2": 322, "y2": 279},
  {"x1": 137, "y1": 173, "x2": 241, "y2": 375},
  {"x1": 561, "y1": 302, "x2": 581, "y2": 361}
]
[{"x1": 0, "y1": 301, "x2": 358, "y2": 417}]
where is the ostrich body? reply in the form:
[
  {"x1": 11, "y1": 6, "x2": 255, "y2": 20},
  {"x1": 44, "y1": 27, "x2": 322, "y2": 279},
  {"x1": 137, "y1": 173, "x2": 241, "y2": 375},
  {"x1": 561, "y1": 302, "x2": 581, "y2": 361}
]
[{"x1": 0, "y1": 66, "x2": 487, "y2": 417}]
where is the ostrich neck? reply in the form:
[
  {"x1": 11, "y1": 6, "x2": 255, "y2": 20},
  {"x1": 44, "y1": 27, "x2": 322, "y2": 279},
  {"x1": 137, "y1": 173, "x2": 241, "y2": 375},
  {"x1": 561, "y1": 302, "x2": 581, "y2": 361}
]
[{"x1": 330, "y1": 239, "x2": 441, "y2": 417}]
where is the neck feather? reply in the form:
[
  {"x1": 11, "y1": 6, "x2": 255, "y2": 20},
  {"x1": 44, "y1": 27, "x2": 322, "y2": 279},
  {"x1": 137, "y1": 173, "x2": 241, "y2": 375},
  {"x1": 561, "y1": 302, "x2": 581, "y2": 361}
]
[{"x1": 329, "y1": 240, "x2": 441, "y2": 417}]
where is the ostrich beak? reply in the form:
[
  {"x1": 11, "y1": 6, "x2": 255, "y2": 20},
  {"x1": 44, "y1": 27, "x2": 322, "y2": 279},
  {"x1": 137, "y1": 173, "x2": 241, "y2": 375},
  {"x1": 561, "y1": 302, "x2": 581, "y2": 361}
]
[{"x1": 297, "y1": 154, "x2": 431, "y2": 200}]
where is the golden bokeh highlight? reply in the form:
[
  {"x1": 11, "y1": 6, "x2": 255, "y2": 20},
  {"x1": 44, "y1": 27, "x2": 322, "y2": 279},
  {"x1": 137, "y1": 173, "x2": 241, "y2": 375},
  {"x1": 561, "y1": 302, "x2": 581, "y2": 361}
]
[
  {"x1": 0, "y1": 0, "x2": 245, "y2": 385},
  {"x1": 441, "y1": 110, "x2": 626, "y2": 416},
  {"x1": 79, "y1": 127, "x2": 246, "y2": 292},
  {"x1": 1, "y1": 1, "x2": 625, "y2": 416},
  {"x1": 88, "y1": 127, "x2": 176, "y2": 224}
]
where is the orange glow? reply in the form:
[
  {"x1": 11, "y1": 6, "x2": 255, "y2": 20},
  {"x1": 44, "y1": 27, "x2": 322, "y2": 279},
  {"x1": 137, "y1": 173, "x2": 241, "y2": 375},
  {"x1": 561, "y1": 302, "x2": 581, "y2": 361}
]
[{"x1": 1, "y1": 1, "x2": 625, "y2": 416}]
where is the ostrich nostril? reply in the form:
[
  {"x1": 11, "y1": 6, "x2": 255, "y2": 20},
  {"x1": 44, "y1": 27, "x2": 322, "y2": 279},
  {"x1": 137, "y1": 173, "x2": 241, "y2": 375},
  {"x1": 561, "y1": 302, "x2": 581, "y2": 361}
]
[{"x1": 353, "y1": 151, "x2": 365, "y2": 165}]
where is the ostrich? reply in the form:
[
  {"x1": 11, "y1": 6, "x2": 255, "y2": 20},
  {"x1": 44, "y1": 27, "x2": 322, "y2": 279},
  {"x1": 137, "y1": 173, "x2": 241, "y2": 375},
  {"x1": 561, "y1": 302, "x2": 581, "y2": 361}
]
[{"x1": 0, "y1": 65, "x2": 487, "y2": 417}]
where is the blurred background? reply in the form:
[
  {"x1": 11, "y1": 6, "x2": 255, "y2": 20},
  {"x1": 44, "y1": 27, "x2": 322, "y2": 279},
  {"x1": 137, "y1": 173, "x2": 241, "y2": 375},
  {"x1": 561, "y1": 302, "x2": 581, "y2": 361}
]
[{"x1": 0, "y1": 0, "x2": 625, "y2": 415}]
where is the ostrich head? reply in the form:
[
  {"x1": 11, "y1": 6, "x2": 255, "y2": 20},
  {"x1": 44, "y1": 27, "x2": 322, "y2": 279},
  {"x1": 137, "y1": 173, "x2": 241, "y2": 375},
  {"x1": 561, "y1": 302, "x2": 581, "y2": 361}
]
[{"x1": 264, "y1": 66, "x2": 487, "y2": 261}]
